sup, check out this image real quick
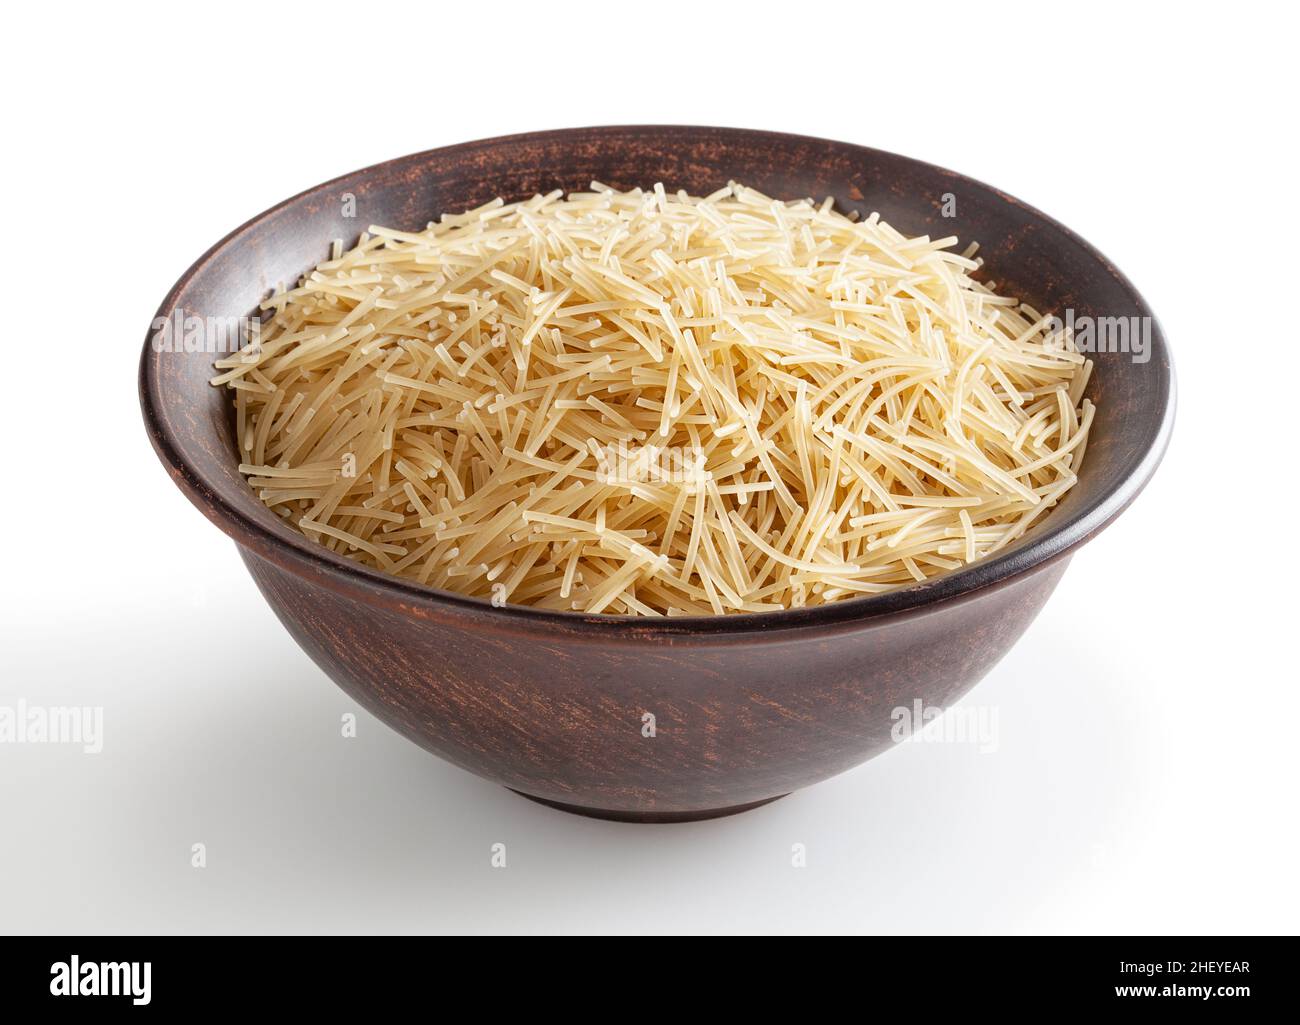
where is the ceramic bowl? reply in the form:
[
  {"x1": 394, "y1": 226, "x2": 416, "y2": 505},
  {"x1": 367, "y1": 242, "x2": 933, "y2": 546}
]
[{"x1": 140, "y1": 127, "x2": 1174, "y2": 821}]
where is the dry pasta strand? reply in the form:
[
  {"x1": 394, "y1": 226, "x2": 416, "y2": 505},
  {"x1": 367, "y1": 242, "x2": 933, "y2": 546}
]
[{"x1": 214, "y1": 184, "x2": 1095, "y2": 615}]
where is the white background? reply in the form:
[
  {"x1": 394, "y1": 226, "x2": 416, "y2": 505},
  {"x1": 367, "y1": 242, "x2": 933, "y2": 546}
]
[{"x1": 2, "y1": 2, "x2": 1295, "y2": 935}]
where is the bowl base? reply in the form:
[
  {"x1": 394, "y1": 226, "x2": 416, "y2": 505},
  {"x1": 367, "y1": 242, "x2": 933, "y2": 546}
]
[{"x1": 508, "y1": 789, "x2": 788, "y2": 823}]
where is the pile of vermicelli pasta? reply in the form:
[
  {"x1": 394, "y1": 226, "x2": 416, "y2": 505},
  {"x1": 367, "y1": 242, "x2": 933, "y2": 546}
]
[{"x1": 213, "y1": 183, "x2": 1094, "y2": 616}]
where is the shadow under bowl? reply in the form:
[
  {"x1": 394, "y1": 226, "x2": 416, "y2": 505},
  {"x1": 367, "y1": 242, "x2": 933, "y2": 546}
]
[{"x1": 140, "y1": 126, "x2": 1174, "y2": 821}]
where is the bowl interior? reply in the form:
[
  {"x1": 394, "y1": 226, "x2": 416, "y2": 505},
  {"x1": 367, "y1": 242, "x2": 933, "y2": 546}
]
[{"x1": 142, "y1": 126, "x2": 1173, "y2": 628}]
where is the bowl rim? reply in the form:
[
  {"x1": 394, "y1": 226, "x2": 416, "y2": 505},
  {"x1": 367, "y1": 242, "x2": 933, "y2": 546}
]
[{"x1": 140, "y1": 124, "x2": 1176, "y2": 639}]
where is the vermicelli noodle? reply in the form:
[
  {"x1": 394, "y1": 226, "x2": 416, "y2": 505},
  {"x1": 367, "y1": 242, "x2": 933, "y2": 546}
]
[{"x1": 212, "y1": 183, "x2": 1094, "y2": 616}]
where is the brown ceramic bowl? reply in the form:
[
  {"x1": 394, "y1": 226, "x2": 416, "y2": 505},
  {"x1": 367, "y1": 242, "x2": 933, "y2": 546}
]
[{"x1": 140, "y1": 126, "x2": 1174, "y2": 822}]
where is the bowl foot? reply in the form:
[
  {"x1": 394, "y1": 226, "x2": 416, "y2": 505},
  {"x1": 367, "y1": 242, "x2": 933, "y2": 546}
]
[{"x1": 507, "y1": 789, "x2": 789, "y2": 823}]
